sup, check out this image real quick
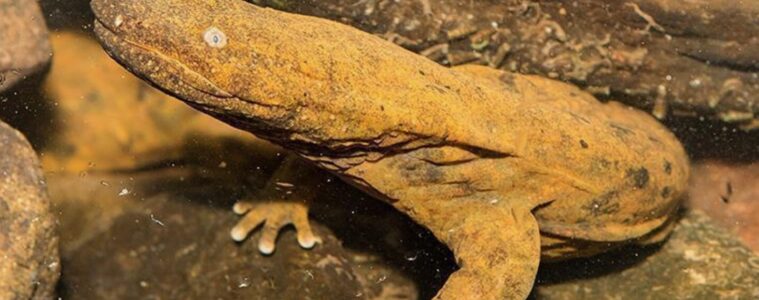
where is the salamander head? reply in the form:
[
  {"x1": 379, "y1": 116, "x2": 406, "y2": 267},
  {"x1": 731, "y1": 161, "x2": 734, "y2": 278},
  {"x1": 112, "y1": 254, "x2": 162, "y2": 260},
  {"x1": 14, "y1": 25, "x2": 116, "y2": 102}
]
[
  {"x1": 92, "y1": 0, "x2": 285, "y2": 121},
  {"x1": 95, "y1": 0, "x2": 422, "y2": 153},
  {"x1": 92, "y1": 0, "x2": 512, "y2": 160}
]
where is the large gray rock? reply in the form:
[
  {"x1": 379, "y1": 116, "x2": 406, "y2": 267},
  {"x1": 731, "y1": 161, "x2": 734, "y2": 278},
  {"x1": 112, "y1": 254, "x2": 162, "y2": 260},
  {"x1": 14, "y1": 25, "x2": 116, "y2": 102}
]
[{"x1": 0, "y1": 120, "x2": 60, "y2": 299}]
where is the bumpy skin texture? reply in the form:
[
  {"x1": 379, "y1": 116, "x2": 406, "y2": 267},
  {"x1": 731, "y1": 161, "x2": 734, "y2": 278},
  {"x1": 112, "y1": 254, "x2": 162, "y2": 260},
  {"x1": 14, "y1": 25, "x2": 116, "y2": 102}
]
[
  {"x1": 0, "y1": 0, "x2": 51, "y2": 92},
  {"x1": 91, "y1": 0, "x2": 690, "y2": 298}
]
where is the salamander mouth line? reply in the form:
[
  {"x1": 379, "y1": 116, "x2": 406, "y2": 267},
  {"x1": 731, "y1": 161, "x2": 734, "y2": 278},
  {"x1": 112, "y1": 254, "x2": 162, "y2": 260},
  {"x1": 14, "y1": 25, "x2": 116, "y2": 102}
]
[{"x1": 93, "y1": 19, "x2": 228, "y2": 96}]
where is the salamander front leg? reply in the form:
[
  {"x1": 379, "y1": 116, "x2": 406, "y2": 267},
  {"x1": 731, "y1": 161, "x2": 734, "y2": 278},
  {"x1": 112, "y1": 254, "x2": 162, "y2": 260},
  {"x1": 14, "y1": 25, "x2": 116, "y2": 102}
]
[
  {"x1": 435, "y1": 205, "x2": 541, "y2": 300},
  {"x1": 230, "y1": 155, "x2": 321, "y2": 255}
]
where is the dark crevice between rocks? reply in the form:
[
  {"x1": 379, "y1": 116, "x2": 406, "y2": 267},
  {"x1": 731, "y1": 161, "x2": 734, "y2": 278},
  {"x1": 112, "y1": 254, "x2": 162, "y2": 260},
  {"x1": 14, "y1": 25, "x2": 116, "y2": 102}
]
[{"x1": 0, "y1": 70, "x2": 58, "y2": 151}]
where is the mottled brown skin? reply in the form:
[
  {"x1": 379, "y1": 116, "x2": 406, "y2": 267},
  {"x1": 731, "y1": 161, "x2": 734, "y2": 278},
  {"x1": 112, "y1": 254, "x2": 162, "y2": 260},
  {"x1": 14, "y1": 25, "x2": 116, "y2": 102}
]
[{"x1": 91, "y1": 0, "x2": 689, "y2": 298}]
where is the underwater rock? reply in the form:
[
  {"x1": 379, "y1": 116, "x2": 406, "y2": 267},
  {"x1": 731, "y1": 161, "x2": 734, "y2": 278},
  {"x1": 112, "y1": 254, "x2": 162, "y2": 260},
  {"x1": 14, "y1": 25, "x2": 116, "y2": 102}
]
[
  {"x1": 54, "y1": 167, "x2": 759, "y2": 299},
  {"x1": 56, "y1": 172, "x2": 418, "y2": 300},
  {"x1": 0, "y1": 0, "x2": 51, "y2": 92},
  {"x1": 687, "y1": 161, "x2": 759, "y2": 253},
  {"x1": 535, "y1": 210, "x2": 759, "y2": 299},
  {"x1": 253, "y1": 0, "x2": 759, "y2": 129},
  {"x1": 0, "y1": 121, "x2": 60, "y2": 299}
]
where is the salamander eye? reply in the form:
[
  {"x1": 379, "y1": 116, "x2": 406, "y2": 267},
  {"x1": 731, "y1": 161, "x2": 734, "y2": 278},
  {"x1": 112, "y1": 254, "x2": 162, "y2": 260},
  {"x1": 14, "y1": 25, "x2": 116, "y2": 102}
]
[{"x1": 203, "y1": 27, "x2": 227, "y2": 48}]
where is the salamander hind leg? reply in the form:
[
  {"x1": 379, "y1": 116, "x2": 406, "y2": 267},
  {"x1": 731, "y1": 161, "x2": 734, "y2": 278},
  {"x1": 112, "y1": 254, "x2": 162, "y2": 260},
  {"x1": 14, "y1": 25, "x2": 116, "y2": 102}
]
[
  {"x1": 434, "y1": 205, "x2": 541, "y2": 300},
  {"x1": 230, "y1": 155, "x2": 322, "y2": 255}
]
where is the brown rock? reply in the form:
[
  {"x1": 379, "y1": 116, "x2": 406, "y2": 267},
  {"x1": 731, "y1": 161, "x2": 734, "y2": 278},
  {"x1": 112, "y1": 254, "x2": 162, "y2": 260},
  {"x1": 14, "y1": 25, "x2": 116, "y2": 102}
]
[
  {"x1": 54, "y1": 167, "x2": 759, "y2": 299},
  {"x1": 0, "y1": 121, "x2": 60, "y2": 299},
  {"x1": 536, "y1": 210, "x2": 759, "y2": 299},
  {"x1": 0, "y1": 0, "x2": 51, "y2": 92},
  {"x1": 57, "y1": 171, "x2": 419, "y2": 300},
  {"x1": 687, "y1": 161, "x2": 759, "y2": 253}
]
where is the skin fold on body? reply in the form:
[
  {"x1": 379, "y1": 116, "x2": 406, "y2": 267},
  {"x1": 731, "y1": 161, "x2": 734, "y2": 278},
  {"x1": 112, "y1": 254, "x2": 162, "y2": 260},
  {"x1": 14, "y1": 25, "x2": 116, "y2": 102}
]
[{"x1": 90, "y1": 0, "x2": 690, "y2": 298}]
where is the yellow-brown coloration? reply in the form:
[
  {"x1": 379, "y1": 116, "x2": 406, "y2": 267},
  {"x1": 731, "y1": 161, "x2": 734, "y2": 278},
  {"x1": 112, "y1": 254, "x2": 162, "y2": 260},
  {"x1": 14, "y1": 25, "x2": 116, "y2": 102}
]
[{"x1": 91, "y1": 0, "x2": 690, "y2": 298}]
